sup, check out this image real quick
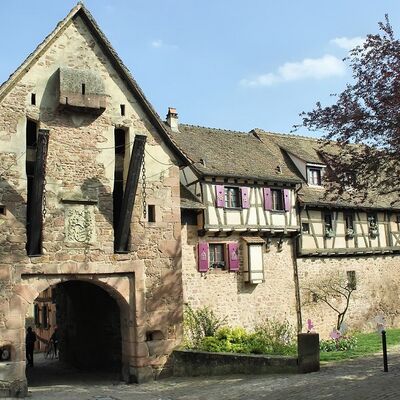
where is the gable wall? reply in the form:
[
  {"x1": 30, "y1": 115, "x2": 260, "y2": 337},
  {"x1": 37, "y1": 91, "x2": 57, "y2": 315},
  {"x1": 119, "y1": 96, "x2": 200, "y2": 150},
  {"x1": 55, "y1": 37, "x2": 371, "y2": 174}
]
[{"x1": 0, "y1": 14, "x2": 182, "y2": 390}]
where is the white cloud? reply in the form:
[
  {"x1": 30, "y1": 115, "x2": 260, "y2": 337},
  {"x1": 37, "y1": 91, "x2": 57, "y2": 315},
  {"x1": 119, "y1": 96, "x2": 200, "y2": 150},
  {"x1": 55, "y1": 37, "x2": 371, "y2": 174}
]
[
  {"x1": 330, "y1": 36, "x2": 365, "y2": 51},
  {"x1": 151, "y1": 39, "x2": 164, "y2": 48},
  {"x1": 150, "y1": 39, "x2": 178, "y2": 50},
  {"x1": 240, "y1": 54, "x2": 345, "y2": 87}
]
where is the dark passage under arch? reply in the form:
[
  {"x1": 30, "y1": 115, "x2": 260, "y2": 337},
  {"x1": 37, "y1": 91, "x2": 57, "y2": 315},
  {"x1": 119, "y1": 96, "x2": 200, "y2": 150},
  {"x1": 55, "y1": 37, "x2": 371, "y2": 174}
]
[{"x1": 56, "y1": 280, "x2": 122, "y2": 372}]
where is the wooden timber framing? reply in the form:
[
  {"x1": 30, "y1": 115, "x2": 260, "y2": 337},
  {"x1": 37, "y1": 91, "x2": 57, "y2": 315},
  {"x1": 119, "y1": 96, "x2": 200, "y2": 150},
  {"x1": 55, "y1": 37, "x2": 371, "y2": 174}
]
[
  {"x1": 299, "y1": 207, "x2": 400, "y2": 257},
  {"x1": 114, "y1": 134, "x2": 146, "y2": 253}
]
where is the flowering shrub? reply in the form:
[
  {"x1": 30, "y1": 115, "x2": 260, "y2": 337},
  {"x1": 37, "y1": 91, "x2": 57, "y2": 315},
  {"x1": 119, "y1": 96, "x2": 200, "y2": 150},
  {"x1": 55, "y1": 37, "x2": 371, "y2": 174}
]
[
  {"x1": 194, "y1": 320, "x2": 296, "y2": 356},
  {"x1": 320, "y1": 336, "x2": 358, "y2": 352}
]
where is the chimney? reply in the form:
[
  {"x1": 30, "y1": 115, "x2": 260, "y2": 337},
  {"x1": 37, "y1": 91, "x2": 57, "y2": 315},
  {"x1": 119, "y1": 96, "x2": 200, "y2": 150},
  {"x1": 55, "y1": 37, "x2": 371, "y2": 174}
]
[{"x1": 166, "y1": 107, "x2": 179, "y2": 132}]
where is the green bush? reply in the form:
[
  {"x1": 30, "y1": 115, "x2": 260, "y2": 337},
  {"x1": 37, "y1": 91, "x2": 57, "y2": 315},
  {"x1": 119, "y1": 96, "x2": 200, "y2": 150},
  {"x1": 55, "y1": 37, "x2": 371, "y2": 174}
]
[
  {"x1": 191, "y1": 319, "x2": 296, "y2": 356},
  {"x1": 251, "y1": 319, "x2": 296, "y2": 355},
  {"x1": 183, "y1": 305, "x2": 227, "y2": 348},
  {"x1": 320, "y1": 336, "x2": 358, "y2": 352}
]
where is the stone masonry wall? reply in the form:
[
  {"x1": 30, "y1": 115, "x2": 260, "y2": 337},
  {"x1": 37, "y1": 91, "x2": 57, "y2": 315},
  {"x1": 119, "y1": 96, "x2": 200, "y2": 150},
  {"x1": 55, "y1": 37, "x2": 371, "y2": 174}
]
[
  {"x1": 181, "y1": 223, "x2": 298, "y2": 332},
  {"x1": 298, "y1": 255, "x2": 400, "y2": 338},
  {"x1": 0, "y1": 14, "x2": 183, "y2": 391}
]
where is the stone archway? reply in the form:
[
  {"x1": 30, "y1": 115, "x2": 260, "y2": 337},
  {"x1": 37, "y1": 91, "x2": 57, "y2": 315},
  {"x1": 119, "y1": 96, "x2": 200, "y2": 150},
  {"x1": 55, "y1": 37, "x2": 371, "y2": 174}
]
[{"x1": 7, "y1": 273, "x2": 136, "y2": 395}]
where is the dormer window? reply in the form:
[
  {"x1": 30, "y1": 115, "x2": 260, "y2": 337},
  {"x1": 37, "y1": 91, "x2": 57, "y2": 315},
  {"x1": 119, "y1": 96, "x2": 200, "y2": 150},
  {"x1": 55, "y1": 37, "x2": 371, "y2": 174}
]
[{"x1": 307, "y1": 167, "x2": 322, "y2": 186}]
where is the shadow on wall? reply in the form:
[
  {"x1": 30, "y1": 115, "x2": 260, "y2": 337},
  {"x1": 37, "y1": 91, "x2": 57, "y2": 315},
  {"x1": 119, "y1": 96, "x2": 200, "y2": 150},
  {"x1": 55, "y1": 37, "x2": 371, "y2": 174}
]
[
  {"x1": 81, "y1": 177, "x2": 113, "y2": 227},
  {"x1": 144, "y1": 237, "x2": 183, "y2": 372},
  {"x1": 0, "y1": 177, "x2": 28, "y2": 263}
]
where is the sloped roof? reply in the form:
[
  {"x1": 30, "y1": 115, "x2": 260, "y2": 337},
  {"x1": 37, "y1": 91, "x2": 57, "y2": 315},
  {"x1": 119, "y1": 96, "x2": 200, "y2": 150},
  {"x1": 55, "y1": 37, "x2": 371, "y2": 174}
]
[
  {"x1": 171, "y1": 124, "x2": 302, "y2": 183},
  {"x1": 255, "y1": 130, "x2": 400, "y2": 210},
  {"x1": 298, "y1": 186, "x2": 400, "y2": 210},
  {"x1": 180, "y1": 185, "x2": 205, "y2": 209},
  {"x1": 0, "y1": 2, "x2": 187, "y2": 165},
  {"x1": 174, "y1": 124, "x2": 400, "y2": 210},
  {"x1": 253, "y1": 129, "x2": 324, "y2": 164}
]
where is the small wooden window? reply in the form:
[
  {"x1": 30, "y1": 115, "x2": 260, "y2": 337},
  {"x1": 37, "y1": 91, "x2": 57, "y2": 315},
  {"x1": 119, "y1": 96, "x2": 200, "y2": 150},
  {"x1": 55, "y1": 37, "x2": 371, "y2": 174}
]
[
  {"x1": 209, "y1": 244, "x2": 225, "y2": 269},
  {"x1": 347, "y1": 271, "x2": 356, "y2": 290},
  {"x1": 324, "y1": 213, "x2": 333, "y2": 230},
  {"x1": 31, "y1": 93, "x2": 36, "y2": 105},
  {"x1": 42, "y1": 305, "x2": 49, "y2": 329},
  {"x1": 148, "y1": 205, "x2": 156, "y2": 222},
  {"x1": 120, "y1": 104, "x2": 125, "y2": 116},
  {"x1": 271, "y1": 189, "x2": 284, "y2": 211},
  {"x1": 34, "y1": 304, "x2": 40, "y2": 327},
  {"x1": 302, "y1": 223, "x2": 310, "y2": 233},
  {"x1": 345, "y1": 213, "x2": 354, "y2": 230}
]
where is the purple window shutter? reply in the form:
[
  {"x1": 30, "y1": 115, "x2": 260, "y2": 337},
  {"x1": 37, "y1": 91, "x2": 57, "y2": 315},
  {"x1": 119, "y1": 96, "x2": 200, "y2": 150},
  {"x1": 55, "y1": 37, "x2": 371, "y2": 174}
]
[
  {"x1": 215, "y1": 185, "x2": 225, "y2": 208},
  {"x1": 283, "y1": 189, "x2": 291, "y2": 211},
  {"x1": 198, "y1": 242, "x2": 209, "y2": 272},
  {"x1": 263, "y1": 187, "x2": 272, "y2": 211},
  {"x1": 241, "y1": 187, "x2": 250, "y2": 209},
  {"x1": 228, "y1": 243, "x2": 239, "y2": 271}
]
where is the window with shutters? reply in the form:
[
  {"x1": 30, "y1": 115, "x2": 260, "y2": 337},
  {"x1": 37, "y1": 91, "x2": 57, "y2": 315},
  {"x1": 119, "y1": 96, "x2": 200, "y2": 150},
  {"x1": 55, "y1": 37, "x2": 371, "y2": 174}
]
[
  {"x1": 198, "y1": 241, "x2": 239, "y2": 272},
  {"x1": 271, "y1": 189, "x2": 284, "y2": 211},
  {"x1": 224, "y1": 187, "x2": 240, "y2": 208}
]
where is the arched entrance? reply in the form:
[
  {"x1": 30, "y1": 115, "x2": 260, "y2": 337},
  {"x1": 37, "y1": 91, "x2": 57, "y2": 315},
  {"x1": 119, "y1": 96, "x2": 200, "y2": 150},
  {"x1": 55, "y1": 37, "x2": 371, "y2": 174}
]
[
  {"x1": 20, "y1": 274, "x2": 135, "y2": 389},
  {"x1": 55, "y1": 280, "x2": 122, "y2": 371}
]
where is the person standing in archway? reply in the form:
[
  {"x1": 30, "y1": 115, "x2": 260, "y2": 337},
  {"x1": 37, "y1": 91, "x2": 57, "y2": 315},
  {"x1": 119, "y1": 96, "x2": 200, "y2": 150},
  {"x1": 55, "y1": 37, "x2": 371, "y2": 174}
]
[
  {"x1": 50, "y1": 327, "x2": 59, "y2": 358},
  {"x1": 25, "y1": 327, "x2": 37, "y2": 367}
]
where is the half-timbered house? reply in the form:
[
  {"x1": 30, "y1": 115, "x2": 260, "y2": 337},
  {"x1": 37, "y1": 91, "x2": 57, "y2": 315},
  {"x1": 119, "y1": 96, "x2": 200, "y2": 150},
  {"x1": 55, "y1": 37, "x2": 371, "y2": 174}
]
[{"x1": 170, "y1": 113, "x2": 400, "y2": 338}]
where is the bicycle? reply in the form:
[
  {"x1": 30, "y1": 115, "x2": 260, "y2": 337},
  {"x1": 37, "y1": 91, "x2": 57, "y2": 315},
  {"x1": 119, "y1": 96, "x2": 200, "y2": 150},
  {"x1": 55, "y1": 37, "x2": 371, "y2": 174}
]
[{"x1": 44, "y1": 340, "x2": 56, "y2": 359}]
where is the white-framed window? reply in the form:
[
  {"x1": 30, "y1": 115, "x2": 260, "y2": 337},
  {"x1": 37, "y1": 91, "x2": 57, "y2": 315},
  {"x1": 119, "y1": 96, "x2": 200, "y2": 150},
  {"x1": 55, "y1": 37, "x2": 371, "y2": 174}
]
[
  {"x1": 307, "y1": 167, "x2": 322, "y2": 186},
  {"x1": 224, "y1": 186, "x2": 240, "y2": 208}
]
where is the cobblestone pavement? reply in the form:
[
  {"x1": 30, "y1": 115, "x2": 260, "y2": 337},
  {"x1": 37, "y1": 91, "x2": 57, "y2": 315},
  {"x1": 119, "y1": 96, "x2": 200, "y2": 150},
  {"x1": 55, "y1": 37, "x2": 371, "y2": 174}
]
[{"x1": 22, "y1": 350, "x2": 400, "y2": 400}]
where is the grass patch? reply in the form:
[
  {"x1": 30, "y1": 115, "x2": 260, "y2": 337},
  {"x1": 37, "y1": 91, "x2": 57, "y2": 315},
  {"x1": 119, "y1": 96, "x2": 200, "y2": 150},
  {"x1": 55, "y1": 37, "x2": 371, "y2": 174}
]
[{"x1": 320, "y1": 328, "x2": 400, "y2": 362}]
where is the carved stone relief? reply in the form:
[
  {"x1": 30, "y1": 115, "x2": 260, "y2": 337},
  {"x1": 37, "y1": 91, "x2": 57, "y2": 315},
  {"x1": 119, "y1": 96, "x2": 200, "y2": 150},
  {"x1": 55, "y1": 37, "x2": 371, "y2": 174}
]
[{"x1": 65, "y1": 206, "x2": 95, "y2": 243}]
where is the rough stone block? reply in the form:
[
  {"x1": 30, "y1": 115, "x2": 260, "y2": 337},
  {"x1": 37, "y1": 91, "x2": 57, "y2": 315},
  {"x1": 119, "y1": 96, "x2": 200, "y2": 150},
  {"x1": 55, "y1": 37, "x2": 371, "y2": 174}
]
[{"x1": 297, "y1": 333, "x2": 320, "y2": 373}]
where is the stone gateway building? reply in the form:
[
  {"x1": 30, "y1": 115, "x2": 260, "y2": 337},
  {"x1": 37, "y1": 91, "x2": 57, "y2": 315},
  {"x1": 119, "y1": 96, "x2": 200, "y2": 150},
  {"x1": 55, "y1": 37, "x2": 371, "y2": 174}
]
[
  {"x1": 0, "y1": 3, "x2": 185, "y2": 396},
  {"x1": 1, "y1": 3, "x2": 400, "y2": 399}
]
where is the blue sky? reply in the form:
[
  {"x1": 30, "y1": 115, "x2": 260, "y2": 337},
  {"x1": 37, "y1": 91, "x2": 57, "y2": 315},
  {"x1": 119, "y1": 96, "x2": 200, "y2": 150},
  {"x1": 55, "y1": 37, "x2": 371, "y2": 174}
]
[{"x1": 1, "y1": 1, "x2": 400, "y2": 136}]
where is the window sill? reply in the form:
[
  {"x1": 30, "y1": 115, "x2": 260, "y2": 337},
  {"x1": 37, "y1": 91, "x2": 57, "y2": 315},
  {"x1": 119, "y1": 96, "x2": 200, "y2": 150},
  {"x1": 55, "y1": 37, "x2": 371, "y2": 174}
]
[
  {"x1": 208, "y1": 268, "x2": 229, "y2": 274},
  {"x1": 223, "y1": 207, "x2": 242, "y2": 211},
  {"x1": 271, "y1": 210, "x2": 286, "y2": 214}
]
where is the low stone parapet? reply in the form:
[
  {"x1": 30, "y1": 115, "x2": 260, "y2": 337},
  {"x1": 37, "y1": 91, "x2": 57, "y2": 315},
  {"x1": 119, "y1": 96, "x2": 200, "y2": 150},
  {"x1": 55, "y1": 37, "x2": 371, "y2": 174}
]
[
  {"x1": 173, "y1": 350, "x2": 298, "y2": 376},
  {"x1": 173, "y1": 334, "x2": 320, "y2": 377}
]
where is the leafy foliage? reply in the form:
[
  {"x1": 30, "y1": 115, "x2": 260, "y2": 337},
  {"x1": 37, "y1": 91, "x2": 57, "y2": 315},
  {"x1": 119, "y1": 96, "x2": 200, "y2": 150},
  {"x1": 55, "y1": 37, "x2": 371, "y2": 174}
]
[
  {"x1": 183, "y1": 305, "x2": 227, "y2": 348},
  {"x1": 186, "y1": 317, "x2": 296, "y2": 356},
  {"x1": 298, "y1": 16, "x2": 400, "y2": 203},
  {"x1": 320, "y1": 336, "x2": 358, "y2": 352}
]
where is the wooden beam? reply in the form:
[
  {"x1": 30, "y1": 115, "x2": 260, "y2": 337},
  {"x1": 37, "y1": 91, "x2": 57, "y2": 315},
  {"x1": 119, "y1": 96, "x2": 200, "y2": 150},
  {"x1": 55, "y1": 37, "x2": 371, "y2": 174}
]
[
  {"x1": 27, "y1": 129, "x2": 49, "y2": 256},
  {"x1": 115, "y1": 134, "x2": 146, "y2": 253}
]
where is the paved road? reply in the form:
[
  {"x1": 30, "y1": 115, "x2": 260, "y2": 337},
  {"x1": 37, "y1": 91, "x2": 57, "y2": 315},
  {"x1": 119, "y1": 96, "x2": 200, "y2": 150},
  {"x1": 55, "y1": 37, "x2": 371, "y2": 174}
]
[{"x1": 22, "y1": 350, "x2": 400, "y2": 400}]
